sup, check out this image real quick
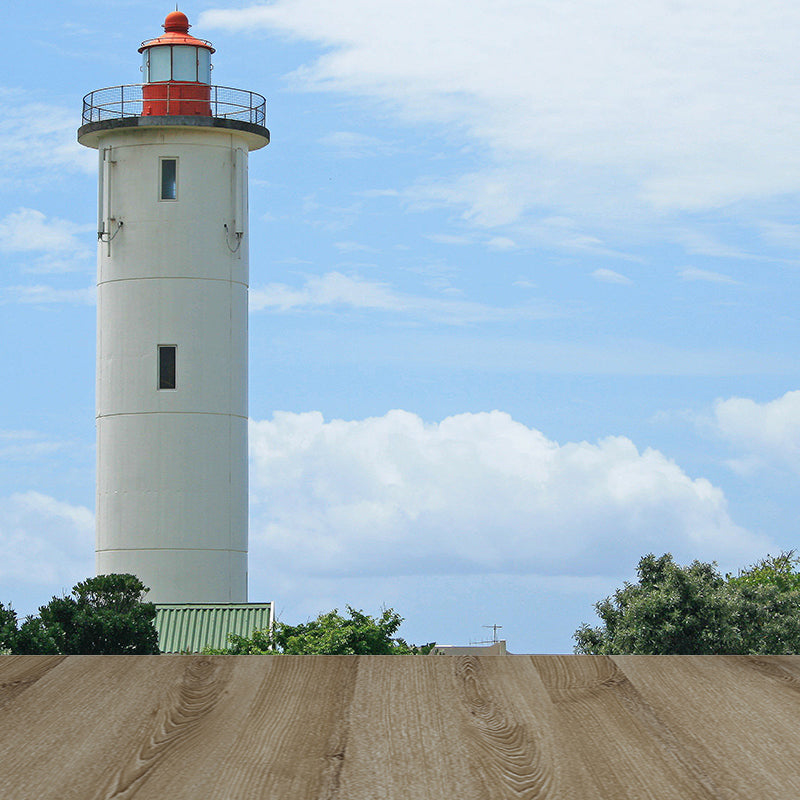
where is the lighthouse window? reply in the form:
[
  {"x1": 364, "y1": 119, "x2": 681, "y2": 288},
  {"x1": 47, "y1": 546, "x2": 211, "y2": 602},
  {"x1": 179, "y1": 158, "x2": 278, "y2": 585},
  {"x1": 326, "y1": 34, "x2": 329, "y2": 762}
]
[
  {"x1": 172, "y1": 46, "x2": 198, "y2": 81},
  {"x1": 160, "y1": 158, "x2": 177, "y2": 200},
  {"x1": 147, "y1": 47, "x2": 171, "y2": 82},
  {"x1": 197, "y1": 49, "x2": 211, "y2": 83},
  {"x1": 158, "y1": 346, "x2": 177, "y2": 390}
]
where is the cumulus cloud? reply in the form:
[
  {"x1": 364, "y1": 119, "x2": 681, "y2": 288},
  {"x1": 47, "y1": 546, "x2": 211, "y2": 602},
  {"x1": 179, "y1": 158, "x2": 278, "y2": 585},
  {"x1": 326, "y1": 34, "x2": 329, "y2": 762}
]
[
  {"x1": 0, "y1": 492, "x2": 94, "y2": 609},
  {"x1": 249, "y1": 270, "x2": 552, "y2": 323},
  {"x1": 249, "y1": 409, "x2": 768, "y2": 580},
  {"x1": 712, "y1": 390, "x2": 800, "y2": 474},
  {"x1": 201, "y1": 0, "x2": 800, "y2": 223}
]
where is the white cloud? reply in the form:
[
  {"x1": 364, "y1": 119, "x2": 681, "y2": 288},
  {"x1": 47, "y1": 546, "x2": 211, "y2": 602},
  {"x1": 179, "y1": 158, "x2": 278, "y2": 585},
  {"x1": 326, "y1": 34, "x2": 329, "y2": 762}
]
[
  {"x1": 592, "y1": 268, "x2": 632, "y2": 285},
  {"x1": 0, "y1": 430, "x2": 69, "y2": 461},
  {"x1": 758, "y1": 221, "x2": 800, "y2": 252},
  {"x1": 487, "y1": 236, "x2": 516, "y2": 251},
  {"x1": 359, "y1": 188, "x2": 400, "y2": 198},
  {"x1": 409, "y1": 168, "x2": 533, "y2": 228},
  {"x1": 712, "y1": 390, "x2": 800, "y2": 474},
  {"x1": 249, "y1": 270, "x2": 552, "y2": 323},
  {"x1": 1, "y1": 284, "x2": 96, "y2": 305},
  {"x1": 319, "y1": 130, "x2": 395, "y2": 157},
  {"x1": 426, "y1": 234, "x2": 474, "y2": 246},
  {"x1": 675, "y1": 231, "x2": 759, "y2": 261},
  {"x1": 518, "y1": 215, "x2": 642, "y2": 259},
  {"x1": 249, "y1": 409, "x2": 767, "y2": 580},
  {"x1": 0, "y1": 208, "x2": 90, "y2": 254},
  {"x1": 0, "y1": 91, "x2": 94, "y2": 178},
  {"x1": 679, "y1": 267, "x2": 739, "y2": 284},
  {"x1": 251, "y1": 271, "x2": 399, "y2": 311},
  {"x1": 333, "y1": 240, "x2": 375, "y2": 253},
  {"x1": 0, "y1": 492, "x2": 93, "y2": 609},
  {"x1": 0, "y1": 208, "x2": 93, "y2": 275},
  {"x1": 201, "y1": 0, "x2": 800, "y2": 224},
  {"x1": 301, "y1": 194, "x2": 363, "y2": 232}
]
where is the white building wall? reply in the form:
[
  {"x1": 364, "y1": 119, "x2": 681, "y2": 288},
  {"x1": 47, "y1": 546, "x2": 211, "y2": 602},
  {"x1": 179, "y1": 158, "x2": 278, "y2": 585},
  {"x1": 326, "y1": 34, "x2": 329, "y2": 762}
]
[{"x1": 87, "y1": 124, "x2": 257, "y2": 603}]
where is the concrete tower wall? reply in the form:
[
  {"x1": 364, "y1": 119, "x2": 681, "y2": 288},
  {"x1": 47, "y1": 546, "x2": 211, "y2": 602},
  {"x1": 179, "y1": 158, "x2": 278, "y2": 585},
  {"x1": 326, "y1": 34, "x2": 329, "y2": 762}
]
[{"x1": 91, "y1": 125, "x2": 254, "y2": 603}]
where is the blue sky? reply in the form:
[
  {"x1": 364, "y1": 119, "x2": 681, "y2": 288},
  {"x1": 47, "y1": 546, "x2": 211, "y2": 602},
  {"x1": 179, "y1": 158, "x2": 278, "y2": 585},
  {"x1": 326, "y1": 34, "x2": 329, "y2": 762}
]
[{"x1": 2, "y1": 0, "x2": 800, "y2": 652}]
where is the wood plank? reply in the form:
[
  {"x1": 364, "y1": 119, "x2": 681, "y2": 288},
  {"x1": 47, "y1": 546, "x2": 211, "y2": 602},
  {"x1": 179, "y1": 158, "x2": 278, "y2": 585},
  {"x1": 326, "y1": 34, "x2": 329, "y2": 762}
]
[
  {"x1": 338, "y1": 654, "x2": 607, "y2": 798},
  {"x1": 96, "y1": 655, "x2": 238, "y2": 799},
  {"x1": 615, "y1": 655, "x2": 800, "y2": 796},
  {"x1": 202, "y1": 655, "x2": 360, "y2": 800},
  {"x1": 0, "y1": 655, "x2": 65, "y2": 712},
  {"x1": 1, "y1": 655, "x2": 799, "y2": 799},
  {"x1": 533, "y1": 655, "x2": 729, "y2": 799},
  {"x1": 0, "y1": 656, "x2": 198, "y2": 800}
]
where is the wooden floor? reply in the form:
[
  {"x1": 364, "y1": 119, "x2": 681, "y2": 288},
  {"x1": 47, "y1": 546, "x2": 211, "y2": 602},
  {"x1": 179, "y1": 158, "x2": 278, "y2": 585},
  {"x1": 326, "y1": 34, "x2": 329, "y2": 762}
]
[{"x1": 1, "y1": 654, "x2": 799, "y2": 798}]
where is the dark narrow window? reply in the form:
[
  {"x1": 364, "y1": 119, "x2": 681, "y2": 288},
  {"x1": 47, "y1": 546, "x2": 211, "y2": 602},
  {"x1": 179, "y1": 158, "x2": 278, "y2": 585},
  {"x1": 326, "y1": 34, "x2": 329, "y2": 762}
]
[
  {"x1": 160, "y1": 158, "x2": 177, "y2": 200},
  {"x1": 158, "y1": 345, "x2": 176, "y2": 390}
]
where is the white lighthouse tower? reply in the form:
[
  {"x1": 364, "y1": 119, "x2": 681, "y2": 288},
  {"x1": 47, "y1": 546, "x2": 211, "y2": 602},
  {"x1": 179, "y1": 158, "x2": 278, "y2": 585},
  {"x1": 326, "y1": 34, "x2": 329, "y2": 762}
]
[{"x1": 78, "y1": 11, "x2": 269, "y2": 605}]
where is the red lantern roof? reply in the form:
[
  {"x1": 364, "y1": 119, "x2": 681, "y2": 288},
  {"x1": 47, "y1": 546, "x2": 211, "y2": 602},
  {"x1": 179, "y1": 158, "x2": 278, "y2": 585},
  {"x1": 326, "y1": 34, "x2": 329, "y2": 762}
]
[{"x1": 139, "y1": 11, "x2": 215, "y2": 54}]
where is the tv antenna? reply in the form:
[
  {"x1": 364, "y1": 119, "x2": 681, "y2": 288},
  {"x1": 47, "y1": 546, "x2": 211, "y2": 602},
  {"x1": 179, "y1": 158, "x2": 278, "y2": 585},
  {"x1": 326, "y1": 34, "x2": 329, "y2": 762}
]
[{"x1": 470, "y1": 624, "x2": 503, "y2": 645}]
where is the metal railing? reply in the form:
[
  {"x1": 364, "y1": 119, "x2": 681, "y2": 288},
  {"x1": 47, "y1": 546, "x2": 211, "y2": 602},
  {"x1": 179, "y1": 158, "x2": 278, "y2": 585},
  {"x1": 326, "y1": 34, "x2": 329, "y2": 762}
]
[{"x1": 81, "y1": 84, "x2": 267, "y2": 127}]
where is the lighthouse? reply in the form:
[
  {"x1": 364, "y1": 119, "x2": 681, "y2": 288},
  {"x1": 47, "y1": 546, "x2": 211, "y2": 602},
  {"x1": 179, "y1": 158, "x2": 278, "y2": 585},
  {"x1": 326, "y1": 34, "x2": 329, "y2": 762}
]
[{"x1": 78, "y1": 11, "x2": 269, "y2": 605}]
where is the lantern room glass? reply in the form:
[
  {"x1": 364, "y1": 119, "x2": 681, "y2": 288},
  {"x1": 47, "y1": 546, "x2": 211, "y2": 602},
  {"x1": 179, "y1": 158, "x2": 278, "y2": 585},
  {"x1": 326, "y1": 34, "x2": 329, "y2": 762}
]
[
  {"x1": 142, "y1": 46, "x2": 210, "y2": 83},
  {"x1": 197, "y1": 48, "x2": 211, "y2": 83},
  {"x1": 172, "y1": 46, "x2": 196, "y2": 81},
  {"x1": 144, "y1": 47, "x2": 171, "y2": 82}
]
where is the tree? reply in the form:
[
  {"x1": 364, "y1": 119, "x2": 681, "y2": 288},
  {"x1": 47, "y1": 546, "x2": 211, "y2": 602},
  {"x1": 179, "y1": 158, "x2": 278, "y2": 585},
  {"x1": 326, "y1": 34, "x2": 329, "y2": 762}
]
[
  {"x1": 574, "y1": 552, "x2": 800, "y2": 655},
  {"x1": 725, "y1": 551, "x2": 800, "y2": 654},
  {"x1": 206, "y1": 605, "x2": 434, "y2": 655},
  {"x1": 6, "y1": 574, "x2": 159, "y2": 655},
  {"x1": 0, "y1": 603, "x2": 17, "y2": 653},
  {"x1": 728, "y1": 551, "x2": 800, "y2": 593}
]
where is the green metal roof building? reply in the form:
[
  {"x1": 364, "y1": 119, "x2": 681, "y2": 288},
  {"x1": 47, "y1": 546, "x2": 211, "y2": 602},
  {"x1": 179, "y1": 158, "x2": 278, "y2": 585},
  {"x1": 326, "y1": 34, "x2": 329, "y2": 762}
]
[{"x1": 155, "y1": 603, "x2": 273, "y2": 653}]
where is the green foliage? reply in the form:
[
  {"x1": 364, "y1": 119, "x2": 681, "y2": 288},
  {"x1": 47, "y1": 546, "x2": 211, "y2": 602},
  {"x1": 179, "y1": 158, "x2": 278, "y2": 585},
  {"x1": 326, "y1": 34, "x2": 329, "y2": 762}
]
[
  {"x1": 278, "y1": 606, "x2": 410, "y2": 655},
  {"x1": 574, "y1": 552, "x2": 800, "y2": 655},
  {"x1": 205, "y1": 626, "x2": 274, "y2": 655},
  {"x1": 728, "y1": 551, "x2": 800, "y2": 593},
  {"x1": 13, "y1": 615, "x2": 61, "y2": 655},
  {"x1": 3, "y1": 574, "x2": 159, "y2": 655},
  {"x1": 206, "y1": 606, "x2": 434, "y2": 655},
  {"x1": 0, "y1": 602, "x2": 17, "y2": 653}
]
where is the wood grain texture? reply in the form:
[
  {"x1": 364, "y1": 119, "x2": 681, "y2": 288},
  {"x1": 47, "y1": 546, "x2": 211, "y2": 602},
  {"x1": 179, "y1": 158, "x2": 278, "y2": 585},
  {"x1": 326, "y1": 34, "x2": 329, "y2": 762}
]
[
  {"x1": 0, "y1": 655, "x2": 64, "y2": 712},
  {"x1": 1, "y1": 655, "x2": 799, "y2": 799}
]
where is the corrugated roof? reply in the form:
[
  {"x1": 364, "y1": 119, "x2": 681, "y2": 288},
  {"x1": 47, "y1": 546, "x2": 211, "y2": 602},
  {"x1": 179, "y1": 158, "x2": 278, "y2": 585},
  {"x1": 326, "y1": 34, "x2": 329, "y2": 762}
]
[{"x1": 155, "y1": 603, "x2": 273, "y2": 653}]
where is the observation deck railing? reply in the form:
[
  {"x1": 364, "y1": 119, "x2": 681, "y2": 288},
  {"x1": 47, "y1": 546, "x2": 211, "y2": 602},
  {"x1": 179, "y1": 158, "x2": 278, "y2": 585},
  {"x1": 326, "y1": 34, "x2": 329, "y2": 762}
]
[{"x1": 81, "y1": 84, "x2": 267, "y2": 127}]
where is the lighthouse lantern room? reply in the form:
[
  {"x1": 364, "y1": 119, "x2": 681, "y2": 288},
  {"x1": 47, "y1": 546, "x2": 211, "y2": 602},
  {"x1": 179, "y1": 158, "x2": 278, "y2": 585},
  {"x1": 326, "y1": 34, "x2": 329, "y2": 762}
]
[
  {"x1": 139, "y1": 11, "x2": 215, "y2": 116},
  {"x1": 78, "y1": 12, "x2": 269, "y2": 605}
]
